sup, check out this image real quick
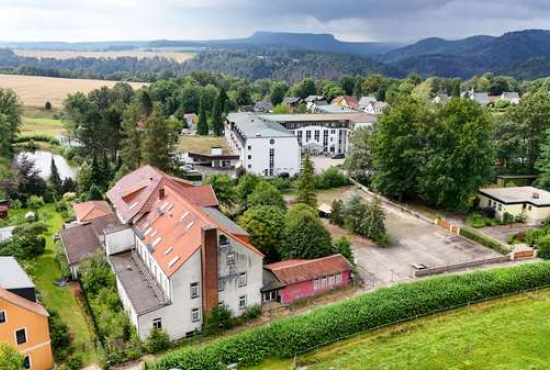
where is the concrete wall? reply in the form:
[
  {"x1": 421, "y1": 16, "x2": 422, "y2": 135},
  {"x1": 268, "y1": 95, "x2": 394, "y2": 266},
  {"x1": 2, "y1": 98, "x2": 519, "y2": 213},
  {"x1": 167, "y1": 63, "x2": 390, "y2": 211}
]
[
  {"x1": 217, "y1": 232, "x2": 263, "y2": 316},
  {"x1": 105, "y1": 228, "x2": 135, "y2": 256}
]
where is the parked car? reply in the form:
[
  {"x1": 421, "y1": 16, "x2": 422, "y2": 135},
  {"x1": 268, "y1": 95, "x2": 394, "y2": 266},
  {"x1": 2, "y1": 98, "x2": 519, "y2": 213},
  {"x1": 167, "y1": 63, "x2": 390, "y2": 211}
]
[{"x1": 331, "y1": 153, "x2": 345, "y2": 159}]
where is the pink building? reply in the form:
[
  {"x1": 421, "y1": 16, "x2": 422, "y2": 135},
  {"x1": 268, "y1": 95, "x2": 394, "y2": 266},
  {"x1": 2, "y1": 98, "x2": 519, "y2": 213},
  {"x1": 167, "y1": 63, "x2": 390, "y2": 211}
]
[{"x1": 262, "y1": 254, "x2": 352, "y2": 305}]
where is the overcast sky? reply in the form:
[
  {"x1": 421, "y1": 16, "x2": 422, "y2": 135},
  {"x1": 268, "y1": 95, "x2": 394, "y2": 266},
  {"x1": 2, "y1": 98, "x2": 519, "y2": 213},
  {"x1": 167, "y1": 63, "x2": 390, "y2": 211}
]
[{"x1": 2, "y1": 0, "x2": 550, "y2": 43}]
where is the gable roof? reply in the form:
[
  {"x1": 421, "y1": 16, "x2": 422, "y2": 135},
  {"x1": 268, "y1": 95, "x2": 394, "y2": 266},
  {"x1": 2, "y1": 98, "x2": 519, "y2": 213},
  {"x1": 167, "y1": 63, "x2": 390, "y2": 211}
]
[
  {"x1": 359, "y1": 96, "x2": 377, "y2": 106},
  {"x1": 265, "y1": 254, "x2": 351, "y2": 285},
  {"x1": 332, "y1": 96, "x2": 359, "y2": 109},
  {"x1": 109, "y1": 166, "x2": 261, "y2": 277},
  {"x1": 0, "y1": 286, "x2": 48, "y2": 317},
  {"x1": 107, "y1": 165, "x2": 218, "y2": 223},
  {"x1": 73, "y1": 201, "x2": 113, "y2": 224},
  {"x1": 0, "y1": 256, "x2": 35, "y2": 290},
  {"x1": 59, "y1": 214, "x2": 120, "y2": 266}
]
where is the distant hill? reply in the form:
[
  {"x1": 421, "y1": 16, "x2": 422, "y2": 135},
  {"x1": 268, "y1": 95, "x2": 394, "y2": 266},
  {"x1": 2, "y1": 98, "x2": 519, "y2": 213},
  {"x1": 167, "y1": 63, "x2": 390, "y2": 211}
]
[
  {"x1": 387, "y1": 30, "x2": 550, "y2": 79},
  {"x1": 148, "y1": 31, "x2": 401, "y2": 56}
]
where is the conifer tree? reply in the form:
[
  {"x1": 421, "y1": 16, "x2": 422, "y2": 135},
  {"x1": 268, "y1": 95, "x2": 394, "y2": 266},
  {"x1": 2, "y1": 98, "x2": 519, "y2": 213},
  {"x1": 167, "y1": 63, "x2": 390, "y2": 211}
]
[{"x1": 296, "y1": 154, "x2": 317, "y2": 208}]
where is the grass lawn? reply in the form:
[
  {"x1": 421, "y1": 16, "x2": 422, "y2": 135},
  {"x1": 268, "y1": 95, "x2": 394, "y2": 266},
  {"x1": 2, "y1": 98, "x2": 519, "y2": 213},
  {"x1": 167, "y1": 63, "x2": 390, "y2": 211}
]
[
  {"x1": 20, "y1": 204, "x2": 100, "y2": 366},
  {"x1": 20, "y1": 106, "x2": 65, "y2": 137},
  {"x1": 246, "y1": 288, "x2": 550, "y2": 370},
  {"x1": 177, "y1": 135, "x2": 230, "y2": 155}
]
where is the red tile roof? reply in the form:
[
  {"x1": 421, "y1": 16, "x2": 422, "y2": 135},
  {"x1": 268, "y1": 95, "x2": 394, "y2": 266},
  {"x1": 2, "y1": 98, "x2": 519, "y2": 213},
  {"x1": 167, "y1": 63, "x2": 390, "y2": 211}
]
[
  {"x1": 0, "y1": 205, "x2": 8, "y2": 212},
  {"x1": 332, "y1": 96, "x2": 359, "y2": 109},
  {"x1": 0, "y1": 286, "x2": 49, "y2": 317},
  {"x1": 265, "y1": 254, "x2": 351, "y2": 285},
  {"x1": 73, "y1": 201, "x2": 113, "y2": 224},
  {"x1": 108, "y1": 166, "x2": 260, "y2": 277},
  {"x1": 107, "y1": 165, "x2": 218, "y2": 223}
]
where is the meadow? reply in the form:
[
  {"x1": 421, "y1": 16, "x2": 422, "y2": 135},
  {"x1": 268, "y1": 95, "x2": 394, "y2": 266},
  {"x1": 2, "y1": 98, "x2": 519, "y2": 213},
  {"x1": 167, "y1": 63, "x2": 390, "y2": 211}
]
[
  {"x1": 0, "y1": 74, "x2": 147, "y2": 107},
  {"x1": 246, "y1": 288, "x2": 550, "y2": 370},
  {"x1": 14, "y1": 49, "x2": 195, "y2": 63}
]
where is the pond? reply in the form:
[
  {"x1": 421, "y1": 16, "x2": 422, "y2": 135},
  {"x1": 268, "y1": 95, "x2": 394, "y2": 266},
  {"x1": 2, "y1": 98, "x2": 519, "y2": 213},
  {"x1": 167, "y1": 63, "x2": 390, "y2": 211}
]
[{"x1": 16, "y1": 150, "x2": 78, "y2": 179}]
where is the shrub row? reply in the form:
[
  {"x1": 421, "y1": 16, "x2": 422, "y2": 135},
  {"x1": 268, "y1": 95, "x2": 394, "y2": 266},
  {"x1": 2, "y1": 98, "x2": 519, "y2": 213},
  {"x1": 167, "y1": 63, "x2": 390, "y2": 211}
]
[
  {"x1": 147, "y1": 262, "x2": 550, "y2": 370},
  {"x1": 14, "y1": 135, "x2": 60, "y2": 146},
  {"x1": 459, "y1": 227, "x2": 511, "y2": 255}
]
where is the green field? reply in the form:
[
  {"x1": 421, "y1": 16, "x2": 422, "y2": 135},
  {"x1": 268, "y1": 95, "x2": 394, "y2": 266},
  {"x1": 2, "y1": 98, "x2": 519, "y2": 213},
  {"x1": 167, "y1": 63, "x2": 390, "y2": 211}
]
[
  {"x1": 247, "y1": 289, "x2": 550, "y2": 370},
  {"x1": 9, "y1": 205, "x2": 100, "y2": 366},
  {"x1": 20, "y1": 106, "x2": 65, "y2": 137}
]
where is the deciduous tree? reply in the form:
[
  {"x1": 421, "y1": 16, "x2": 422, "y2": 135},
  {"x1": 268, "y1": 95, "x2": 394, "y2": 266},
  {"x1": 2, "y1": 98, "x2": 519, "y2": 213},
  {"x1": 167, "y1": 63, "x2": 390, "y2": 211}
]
[{"x1": 239, "y1": 206, "x2": 285, "y2": 262}]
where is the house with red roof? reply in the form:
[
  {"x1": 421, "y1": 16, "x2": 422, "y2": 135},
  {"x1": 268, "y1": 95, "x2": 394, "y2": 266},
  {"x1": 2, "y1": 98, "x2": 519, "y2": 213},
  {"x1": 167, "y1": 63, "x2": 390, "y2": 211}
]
[
  {"x1": 106, "y1": 165, "x2": 264, "y2": 340},
  {"x1": 331, "y1": 96, "x2": 359, "y2": 110},
  {"x1": 262, "y1": 254, "x2": 352, "y2": 305}
]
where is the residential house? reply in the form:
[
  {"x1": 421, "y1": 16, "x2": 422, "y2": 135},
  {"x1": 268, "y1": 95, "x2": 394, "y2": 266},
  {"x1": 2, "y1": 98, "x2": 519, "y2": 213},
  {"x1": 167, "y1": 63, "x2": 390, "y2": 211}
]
[
  {"x1": 358, "y1": 96, "x2": 377, "y2": 109},
  {"x1": 0, "y1": 200, "x2": 8, "y2": 219},
  {"x1": 363, "y1": 101, "x2": 389, "y2": 115},
  {"x1": 282, "y1": 97, "x2": 302, "y2": 109},
  {"x1": 478, "y1": 186, "x2": 550, "y2": 225},
  {"x1": 0, "y1": 257, "x2": 53, "y2": 370},
  {"x1": 253, "y1": 101, "x2": 273, "y2": 113},
  {"x1": 183, "y1": 147, "x2": 240, "y2": 169},
  {"x1": 331, "y1": 96, "x2": 359, "y2": 110},
  {"x1": 432, "y1": 93, "x2": 450, "y2": 104},
  {"x1": 500, "y1": 92, "x2": 521, "y2": 105},
  {"x1": 462, "y1": 89, "x2": 491, "y2": 106},
  {"x1": 304, "y1": 95, "x2": 328, "y2": 112},
  {"x1": 262, "y1": 254, "x2": 352, "y2": 305},
  {"x1": 106, "y1": 166, "x2": 264, "y2": 340},
  {"x1": 73, "y1": 201, "x2": 113, "y2": 224}
]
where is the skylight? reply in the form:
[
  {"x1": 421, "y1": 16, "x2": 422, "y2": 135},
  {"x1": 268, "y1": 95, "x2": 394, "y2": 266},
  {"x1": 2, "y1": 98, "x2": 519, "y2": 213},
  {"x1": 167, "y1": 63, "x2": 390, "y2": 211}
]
[
  {"x1": 144, "y1": 227, "x2": 153, "y2": 236},
  {"x1": 152, "y1": 237, "x2": 162, "y2": 248},
  {"x1": 165, "y1": 246, "x2": 174, "y2": 255},
  {"x1": 168, "y1": 256, "x2": 180, "y2": 268}
]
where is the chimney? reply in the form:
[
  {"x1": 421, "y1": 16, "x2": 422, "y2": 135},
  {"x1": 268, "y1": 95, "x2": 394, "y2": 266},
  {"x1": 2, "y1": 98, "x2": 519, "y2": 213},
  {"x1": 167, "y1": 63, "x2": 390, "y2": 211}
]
[
  {"x1": 533, "y1": 192, "x2": 540, "y2": 199},
  {"x1": 158, "y1": 187, "x2": 166, "y2": 200},
  {"x1": 201, "y1": 227, "x2": 218, "y2": 315}
]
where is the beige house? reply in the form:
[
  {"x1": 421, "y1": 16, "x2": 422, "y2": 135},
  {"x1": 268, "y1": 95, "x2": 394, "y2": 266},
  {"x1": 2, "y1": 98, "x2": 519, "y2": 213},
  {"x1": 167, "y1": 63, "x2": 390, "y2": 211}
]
[{"x1": 478, "y1": 186, "x2": 550, "y2": 225}]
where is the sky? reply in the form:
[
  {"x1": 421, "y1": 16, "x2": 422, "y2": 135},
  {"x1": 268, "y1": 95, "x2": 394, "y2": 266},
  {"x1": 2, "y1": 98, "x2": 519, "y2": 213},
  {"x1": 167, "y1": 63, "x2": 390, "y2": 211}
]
[{"x1": 2, "y1": 0, "x2": 550, "y2": 43}]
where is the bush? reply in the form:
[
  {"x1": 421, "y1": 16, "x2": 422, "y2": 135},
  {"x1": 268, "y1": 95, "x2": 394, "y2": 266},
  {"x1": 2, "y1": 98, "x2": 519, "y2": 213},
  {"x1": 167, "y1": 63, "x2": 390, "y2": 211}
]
[
  {"x1": 334, "y1": 236, "x2": 353, "y2": 262},
  {"x1": 526, "y1": 228, "x2": 545, "y2": 247},
  {"x1": 27, "y1": 195, "x2": 45, "y2": 210},
  {"x1": 459, "y1": 227, "x2": 511, "y2": 254},
  {"x1": 14, "y1": 135, "x2": 60, "y2": 146},
  {"x1": 145, "y1": 329, "x2": 170, "y2": 354},
  {"x1": 538, "y1": 235, "x2": 550, "y2": 259},
  {"x1": 49, "y1": 309, "x2": 72, "y2": 361},
  {"x1": 515, "y1": 213, "x2": 527, "y2": 223},
  {"x1": 243, "y1": 304, "x2": 262, "y2": 321},
  {"x1": 148, "y1": 262, "x2": 550, "y2": 370},
  {"x1": 203, "y1": 306, "x2": 234, "y2": 335},
  {"x1": 314, "y1": 167, "x2": 350, "y2": 190},
  {"x1": 502, "y1": 211, "x2": 515, "y2": 225},
  {"x1": 466, "y1": 212, "x2": 498, "y2": 228}
]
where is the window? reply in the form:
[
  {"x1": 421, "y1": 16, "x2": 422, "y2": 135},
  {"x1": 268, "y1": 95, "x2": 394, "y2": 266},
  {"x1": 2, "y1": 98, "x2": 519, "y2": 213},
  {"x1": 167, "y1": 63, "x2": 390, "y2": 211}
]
[
  {"x1": 191, "y1": 308, "x2": 201, "y2": 323},
  {"x1": 321, "y1": 277, "x2": 327, "y2": 286},
  {"x1": 336, "y1": 273, "x2": 342, "y2": 283},
  {"x1": 498, "y1": 204, "x2": 502, "y2": 211},
  {"x1": 314, "y1": 279, "x2": 320, "y2": 289},
  {"x1": 270, "y1": 139, "x2": 275, "y2": 145},
  {"x1": 314, "y1": 130, "x2": 320, "y2": 142},
  {"x1": 227, "y1": 253, "x2": 235, "y2": 266},
  {"x1": 219, "y1": 235, "x2": 229, "y2": 246},
  {"x1": 238, "y1": 272, "x2": 247, "y2": 287},
  {"x1": 248, "y1": 164, "x2": 252, "y2": 169},
  {"x1": 528, "y1": 205, "x2": 533, "y2": 211},
  {"x1": 218, "y1": 301, "x2": 225, "y2": 309},
  {"x1": 23, "y1": 356, "x2": 31, "y2": 370},
  {"x1": 190, "y1": 282, "x2": 200, "y2": 299},
  {"x1": 153, "y1": 318, "x2": 162, "y2": 330},
  {"x1": 239, "y1": 295, "x2": 247, "y2": 309},
  {"x1": 218, "y1": 279, "x2": 225, "y2": 292},
  {"x1": 0, "y1": 310, "x2": 6, "y2": 324},
  {"x1": 306, "y1": 131, "x2": 312, "y2": 142},
  {"x1": 248, "y1": 145, "x2": 252, "y2": 150},
  {"x1": 15, "y1": 328, "x2": 27, "y2": 345},
  {"x1": 328, "y1": 275, "x2": 335, "y2": 285},
  {"x1": 248, "y1": 155, "x2": 252, "y2": 160}
]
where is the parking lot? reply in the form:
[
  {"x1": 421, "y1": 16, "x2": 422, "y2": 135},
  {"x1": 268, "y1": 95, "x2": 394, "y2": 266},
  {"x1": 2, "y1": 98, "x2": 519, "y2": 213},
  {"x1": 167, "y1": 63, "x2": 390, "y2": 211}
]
[{"x1": 318, "y1": 187, "x2": 504, "y2": 288}]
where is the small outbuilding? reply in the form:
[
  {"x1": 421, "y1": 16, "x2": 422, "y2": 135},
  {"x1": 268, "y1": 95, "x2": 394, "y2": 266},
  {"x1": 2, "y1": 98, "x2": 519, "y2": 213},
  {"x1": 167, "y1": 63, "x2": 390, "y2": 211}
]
[
  {"x1": 478, "y1": 186, "x2": 550, "y2": 225},
  {"x1": 263, "y1": 254, "x2": 352, "y2": 305}
]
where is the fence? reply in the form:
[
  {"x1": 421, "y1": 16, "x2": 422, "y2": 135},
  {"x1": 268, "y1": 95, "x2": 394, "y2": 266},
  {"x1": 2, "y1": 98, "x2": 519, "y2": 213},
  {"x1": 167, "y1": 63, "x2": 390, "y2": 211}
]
[{"x1": 413, "y1": 255, "x2": 512, "y2": 278}]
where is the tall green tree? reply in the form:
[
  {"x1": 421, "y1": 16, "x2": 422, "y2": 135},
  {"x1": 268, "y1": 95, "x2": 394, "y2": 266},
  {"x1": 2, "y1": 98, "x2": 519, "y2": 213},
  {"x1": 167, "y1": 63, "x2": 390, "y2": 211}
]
[
  {"x1": 142, "y1": 105, "x2": 172, "y2": 171},
  {"x1": 0, "y1": 342, "x2": 23, "y2": 370},
  {"x1": 281, "y1": 204, "x2": 333, "y2": 259},
  {"x1": 197, "y1": 96, "x2": 209, "y2": 136},
  {"x1": 418, "y1": 98, "x2": 494, "y2": 210},
  {"x1": 205, "y1": 174, "x2": 235, "y2": 208},
  {"x1": 0, "y1": 88, "x2": 22, "y2": 158},
  {"x1": 120, "y1": 103, "x2": 142, "y2": 170},
  {"x1": 247, "y1": 182, "x2": 286, "y2": 210},
  {"x1": 371, "y1": 97, "x2": 432, "y2": 200},
  {"x1": 238, "y1": 205, "x2": 285, "y2": 262},
  {"x1": 235, "y1": 173, "x2": 261, "y2": 206},
  {"x1": 211, "y1": 88, "x2": 226, "y2": 136},
  {"x1": 339, "y1": 75, "x2": 356, "y2": 96},
  {"x1": 535, "y1": 128, "x2": 550, "y2": 191},
  {"x1": 346, "y1": 127, "x2": 372, "y2": 184},
  {"x1": 269, "y1": 82, "x2": 288, "y2": 106},
  {"x1": 48, "y1": 157, "x2": 62, "y2": 197},
  {"x1": 296, "y1": 154, "x2": 317, "y2": 208}
]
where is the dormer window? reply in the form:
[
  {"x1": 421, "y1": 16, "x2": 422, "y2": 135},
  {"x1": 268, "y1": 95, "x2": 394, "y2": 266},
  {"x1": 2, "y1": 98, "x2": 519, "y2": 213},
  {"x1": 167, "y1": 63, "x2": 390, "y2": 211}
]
[{"x1": 219, "y1": 235, "x2": 229, "y2": 246}]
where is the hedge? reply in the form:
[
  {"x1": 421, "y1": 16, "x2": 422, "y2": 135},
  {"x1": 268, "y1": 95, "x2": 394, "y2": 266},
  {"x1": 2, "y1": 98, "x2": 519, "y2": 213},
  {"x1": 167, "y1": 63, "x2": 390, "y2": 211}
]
[
  {"x1": 147, "y1": 262, "x2": 550, "y2": 370},
  {"x1": 460, "y1": 227, "x2": 512, "y2": 255},
  {"x1": 15, "y1": 135, "x2": 60, "y2": 146}
]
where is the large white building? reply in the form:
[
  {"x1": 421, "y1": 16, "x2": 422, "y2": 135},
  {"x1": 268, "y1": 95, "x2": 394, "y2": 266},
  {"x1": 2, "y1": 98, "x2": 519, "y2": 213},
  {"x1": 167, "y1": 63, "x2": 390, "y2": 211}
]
[
  {"x1": 226, "y1": 112, "x2": 377, "y2": 177},
  {"x1": 106, "y1": 166, "x2": 264, "y2": 340}
]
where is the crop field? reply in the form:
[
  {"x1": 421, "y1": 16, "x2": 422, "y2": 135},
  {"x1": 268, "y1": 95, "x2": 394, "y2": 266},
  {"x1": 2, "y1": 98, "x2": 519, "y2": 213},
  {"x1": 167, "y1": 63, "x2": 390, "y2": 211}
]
[
  {"x1": 0, "y1": 74, "x2": 147, "y2": 107},
  {"x1": 247, "y1": 288, "x2": 550, "y2": 370},
  {"x1": 14, "y1": 49, "x2": 195, "y2": 63}
]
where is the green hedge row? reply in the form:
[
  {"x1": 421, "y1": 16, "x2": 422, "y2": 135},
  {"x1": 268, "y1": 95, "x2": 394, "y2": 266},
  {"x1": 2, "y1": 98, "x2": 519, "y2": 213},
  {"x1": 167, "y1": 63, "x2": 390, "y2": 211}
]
[
  {"x1": 15, "y1": 135, "x2": 60, "y2": 146},
  {"x1": 147, "y1": 262, "x2": 550, "y2": 370},
  {"x1": 460, "y1": 227, "x2": 512, "y2": 255}
]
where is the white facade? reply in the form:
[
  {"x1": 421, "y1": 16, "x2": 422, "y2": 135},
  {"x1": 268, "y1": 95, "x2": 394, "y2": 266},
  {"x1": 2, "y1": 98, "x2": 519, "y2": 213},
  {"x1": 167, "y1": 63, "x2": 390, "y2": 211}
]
[{"x1": 290, "y1": 126, "x2": 348, "y2": 156}]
